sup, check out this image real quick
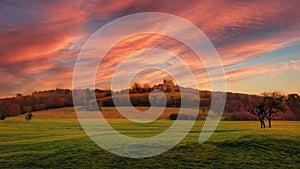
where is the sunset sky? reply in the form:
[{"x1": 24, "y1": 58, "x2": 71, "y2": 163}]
[{"x1": 1, "y1": 0, "x2": 300, "y2": 98}]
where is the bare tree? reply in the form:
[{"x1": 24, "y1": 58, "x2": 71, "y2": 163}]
[
  {"x1": 249, "y1": 92, "x2": 285, "y2": 128},
  {"x1": 131, "y1": 82, "x2": 142, "y2": 93},
  {"x1": 249, "y1": 103, "x2": 266, "y2": 128},
  {"x1": 261, "y1": 92, "x2": 285, "y2": 128}
]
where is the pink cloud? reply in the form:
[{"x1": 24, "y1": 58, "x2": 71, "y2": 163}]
[
  {"x1": 1, "y1": 0, "x2": 300, "y2": 97},
  {"x1": 290, "y1": 60, "x2": 300, "y2": 72}
]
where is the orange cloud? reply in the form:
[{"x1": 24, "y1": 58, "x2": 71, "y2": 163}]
[{"x1": 1, "y1": 0, "x2": 300, "y2": 97}]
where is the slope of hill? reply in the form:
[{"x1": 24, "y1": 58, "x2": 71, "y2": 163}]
[{"x1": 0, "y1": 88, "x2": 299, "y2": 121}]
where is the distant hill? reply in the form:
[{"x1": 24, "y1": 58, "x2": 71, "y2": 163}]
[{"x1": 0, "y1": 87, "x2": 299, "y2": 121}]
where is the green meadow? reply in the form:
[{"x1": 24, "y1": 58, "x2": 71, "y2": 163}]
[{"x1": 0, "y1": 107, "x2": 299, "y2": 168}]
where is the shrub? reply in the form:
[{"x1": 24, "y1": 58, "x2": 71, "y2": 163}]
[
  {"x1": 0, "y1": 103, "x2": 7, "y2": 120},
  {"x1": 169, "y1": 113, "x2": 178, "y2": 120},
  {"x1": 0, "y1": 113, "x2": 7, "y2": 120},
  {"x1": 169, "y1": 113, "x2": 197, "y2": 120}
]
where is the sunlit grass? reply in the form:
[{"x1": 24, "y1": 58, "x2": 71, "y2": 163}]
[{"x1": 0, "y1": 107, "x2": 299, "y2": 168}]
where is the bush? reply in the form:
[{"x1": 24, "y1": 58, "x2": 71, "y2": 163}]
[
  {"x1": 0, "y1": 113, "x2": 7, "y2": 120},
  {"x1": 169, "y1": 113, "x2": 178, "y2": 120},
  {"x1": 0, "y1": 103, "x2": 7, "y2": 120},
  {"x1": 222, "y1": 112, "x2": 257, "y2": 121},
  {"x1": 169, "y1": 113, "x2": 197, "y2": 120}
]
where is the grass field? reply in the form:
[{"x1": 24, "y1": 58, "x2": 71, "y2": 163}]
[{"x1": 0, "y1": 107, "x2": 299, "y2": 168}]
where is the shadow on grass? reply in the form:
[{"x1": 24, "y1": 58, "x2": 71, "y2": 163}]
[
  {"x1": 189, "y1": 129, "x2": 252, "y2": 133},
  {"x1": 0, "y1": 134, "x2": 299, "y2": 168}
]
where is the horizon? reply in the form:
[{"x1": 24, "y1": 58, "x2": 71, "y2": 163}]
[
  {"x1": 1, "y1": 1, "x2": 300, "y2": 98},
  {"x1": 1, "y1": 85, "x2": 298, "y2": 100}
]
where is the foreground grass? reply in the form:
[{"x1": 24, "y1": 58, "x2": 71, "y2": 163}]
[{"x1": 0, "y1": 108, "x2": 299, "y2": 168}]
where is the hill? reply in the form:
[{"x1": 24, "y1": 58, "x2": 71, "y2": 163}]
[{"x1": 0, "y1": 88, "x2": 299, "y2": 121}]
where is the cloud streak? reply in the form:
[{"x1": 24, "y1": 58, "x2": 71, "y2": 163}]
[{"x1": 0, "y1": 0, "x2": 300, "y2": 97}]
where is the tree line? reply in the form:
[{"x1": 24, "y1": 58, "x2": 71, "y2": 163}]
[
  {"x1": 1, "y1": 86, "x2": 299, "y2": 126},
  {"x1": 0, "y1": 89, "x2": 73, "y2": 120}
]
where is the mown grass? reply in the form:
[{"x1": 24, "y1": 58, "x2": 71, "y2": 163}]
[{"x1": 0, "y1": 107, "x2": 299, "y2": 168}]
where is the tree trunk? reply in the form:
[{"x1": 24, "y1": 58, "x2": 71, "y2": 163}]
[
  {"x1": 258, "y1": 115, "x2": 262, "y2": 128},
  {"x1": 262, "y1": 120, "x2": 265, "y2": 128},
  {"x1": 258, "y1": 115, "x2": 265, "y2": 128},
  {"x1": 268, "y1": 118, "x2": 271, "y2": 128}
]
